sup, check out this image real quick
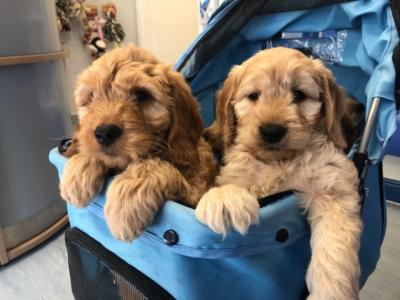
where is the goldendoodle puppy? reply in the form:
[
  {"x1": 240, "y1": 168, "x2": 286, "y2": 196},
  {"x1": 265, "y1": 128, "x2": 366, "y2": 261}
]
[
  {"x1": 196, "y1": 47, "x2": 362, "y2": 300},
  {"x1": 60, "y1": 45, "x2": 217, "y2": 241}
]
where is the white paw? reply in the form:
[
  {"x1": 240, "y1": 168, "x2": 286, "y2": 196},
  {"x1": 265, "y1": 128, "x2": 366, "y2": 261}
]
[
  {"x1": 306, "y1": 260, "x2": 359, "y2": 300},
  {"x1": 195, "y1": 184, "x2": 260, "y2": 235}
]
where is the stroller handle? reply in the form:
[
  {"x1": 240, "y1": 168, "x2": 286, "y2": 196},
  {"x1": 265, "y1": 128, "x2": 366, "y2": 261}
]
[
  {"x1": 353, "y1": 97, "x2": 381, "y2": 180},
  {"x1": 359, "y1": 97, "x2": 381, "y2": 154}
]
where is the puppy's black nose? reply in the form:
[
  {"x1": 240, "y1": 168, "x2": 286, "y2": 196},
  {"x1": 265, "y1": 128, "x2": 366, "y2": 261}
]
[
  {"x1": 94, "y1": 124, "x2": 122, "y2": 146},
  {"x1": 259, "y1": 123, "x2": 287, "y2": 144}
]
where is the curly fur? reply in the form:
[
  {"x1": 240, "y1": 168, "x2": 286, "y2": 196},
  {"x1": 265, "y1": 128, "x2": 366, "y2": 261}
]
[
  {"x1": 196, "y1": 47, "x2": 362, "y2": 300},
  {"x1": 60, "y1": 44, "x2": 217, "y2": 241}
]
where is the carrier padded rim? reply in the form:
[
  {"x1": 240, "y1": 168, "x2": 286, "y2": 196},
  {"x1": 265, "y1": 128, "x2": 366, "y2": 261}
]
[
  {"x1": 49, "y1": 147, "x2": 385, "y2": 297},
  {"x1": 50, "y1": 147, "x2": 309, "y2": 259}
]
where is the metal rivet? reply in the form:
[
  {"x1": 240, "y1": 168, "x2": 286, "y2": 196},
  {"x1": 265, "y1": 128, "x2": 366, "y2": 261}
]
[
  {"x1": 276, "y1": 229, "x2": 289, "y2": 243},
  {"x1": 163, "y1": 230, "x2": 178, "y2": 245}
]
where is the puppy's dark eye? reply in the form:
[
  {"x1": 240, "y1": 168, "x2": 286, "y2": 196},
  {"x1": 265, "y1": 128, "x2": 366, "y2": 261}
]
[
  {"x1": 248, "y1": 92, "x2": 260, "y2": 101},
  {"x1": 292, "y1": 90, "x2": 307, "y2": 103},
  {"x1": 132, "y1": 89, "x2": 150, "y2": 102}
]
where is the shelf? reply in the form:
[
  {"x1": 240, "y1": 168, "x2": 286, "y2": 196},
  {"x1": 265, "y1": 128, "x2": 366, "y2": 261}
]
[
  {"x1": 384, "y1": 155, "x2": 400, "y2": 181},
  {"x1": 0, "y1": 49, "x2": 69, "y2": 66},
  {"x1": 0, "y1": 214, "x2": 69, "y2": 265}
]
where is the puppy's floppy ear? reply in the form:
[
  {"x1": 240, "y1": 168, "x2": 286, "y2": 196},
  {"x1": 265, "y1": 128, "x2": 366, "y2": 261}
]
[
  {"x1": 205, "y1": 66, "x2": 239, "y2": 155},
  {"x1": 166, "y1": 68, "x2": 204, "y2": 167},
  {"x1": 74, "y1": 79, "x2": 93, "y2": 118},
  {"x1": 202, "y1": 91, "x2": 225, "y2": 158},
  {"x1": 314, "y1": 60, "x2": 347, "y2": 150}
]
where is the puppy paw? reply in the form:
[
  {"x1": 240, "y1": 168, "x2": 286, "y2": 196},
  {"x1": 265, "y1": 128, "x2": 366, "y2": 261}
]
[
  {"x1": 60, "y1": 155, "x2": 106, "y2": 207},
  {"x1": 306, "y1": 295, "x2": 317, "y2": 300},
  {"x1": 195, "y1": 184, "x2": 260, "y2": 235},
  {"x1": 105, "y1": 177, "x2": 165, "y2": 242},
  {"x1": 306, "y1": 261, "x2": 359, "y2": 300}
]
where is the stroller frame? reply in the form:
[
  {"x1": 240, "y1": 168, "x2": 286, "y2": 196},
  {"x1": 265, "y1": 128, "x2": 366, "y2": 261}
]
[{"x1": 50, "y1": 1, "x2": 399, "y2": 299}]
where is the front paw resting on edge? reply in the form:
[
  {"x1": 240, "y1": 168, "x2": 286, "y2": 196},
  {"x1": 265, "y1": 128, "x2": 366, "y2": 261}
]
[
  {"x1": 104, "y1": 176, "x2": 165, "y2": 242},
  {"x1": 196, "y1": 184, "x2": 260, "y2": 235},
  {"x1": 60, "y1": 154, "x2": 106, "y2": 208}
]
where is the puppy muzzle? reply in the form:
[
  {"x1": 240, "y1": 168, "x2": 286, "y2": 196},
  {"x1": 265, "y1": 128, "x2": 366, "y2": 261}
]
[
  {"x1": 94, "y1": 124, "x2": 122, "y2": 146},
  {"x1": 259, "y1": 123, "x2": 287, "y2": 144}
]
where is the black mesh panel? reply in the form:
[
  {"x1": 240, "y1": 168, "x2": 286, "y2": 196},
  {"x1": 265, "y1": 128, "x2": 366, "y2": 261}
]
[{"x1": 65, "y1": 228, "x2": 174, "y2": 300}]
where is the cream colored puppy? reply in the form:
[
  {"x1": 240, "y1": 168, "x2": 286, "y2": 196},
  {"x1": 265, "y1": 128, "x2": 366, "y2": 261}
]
[{"x1": 196, "y1": 47, "x2": 362, "y2": 300}]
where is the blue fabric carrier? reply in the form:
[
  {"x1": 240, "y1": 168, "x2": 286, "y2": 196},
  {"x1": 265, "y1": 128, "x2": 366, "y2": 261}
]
[{"x1": 50, "y1": 1, "x2": 399, "y2": 299}]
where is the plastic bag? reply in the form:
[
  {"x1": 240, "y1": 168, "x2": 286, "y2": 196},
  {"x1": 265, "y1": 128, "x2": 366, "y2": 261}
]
[{"x1": 264, "y1": 30, "x2": 348, "y2": 63}]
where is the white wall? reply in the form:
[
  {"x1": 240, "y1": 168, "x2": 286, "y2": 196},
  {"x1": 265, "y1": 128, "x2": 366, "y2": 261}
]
[{"x1": 136, "y1": 0, "x2": 199, "y2": 64}]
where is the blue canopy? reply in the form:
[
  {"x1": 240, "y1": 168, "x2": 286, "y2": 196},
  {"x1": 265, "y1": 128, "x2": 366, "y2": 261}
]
[{"x1": 177, "y1": 0, "x2": 399, "y2": 162}]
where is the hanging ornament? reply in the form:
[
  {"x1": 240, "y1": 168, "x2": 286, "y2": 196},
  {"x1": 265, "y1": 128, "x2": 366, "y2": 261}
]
[
  {"x1": 72, "y1": 0, "x2": 87, "y2": 24},
  {"x1": 82, "y1": 4, "x2": 107, "y2": 59},
  {"x1": 55, "y1": 1, "x2": 126, "y2": 59},
  {"x1": 102, "y1": 2, "x2": 125, "y2": 46},
  {"x1": 56, "y1": 0, "x2": 75, "y2": 32}
]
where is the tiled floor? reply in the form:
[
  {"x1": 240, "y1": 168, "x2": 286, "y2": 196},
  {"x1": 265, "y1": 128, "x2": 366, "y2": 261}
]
[{"x1": 0, "y1": 232, "x2": 73, "y2": 300}]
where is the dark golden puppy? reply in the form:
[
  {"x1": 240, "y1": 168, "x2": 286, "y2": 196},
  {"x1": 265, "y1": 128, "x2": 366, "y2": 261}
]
[
  {"x1": 60, "y1": 45, "x2": 217, "y2": 241},
  {"x1": 197, "y1": 48, "x2": 362, "y2": 300}
]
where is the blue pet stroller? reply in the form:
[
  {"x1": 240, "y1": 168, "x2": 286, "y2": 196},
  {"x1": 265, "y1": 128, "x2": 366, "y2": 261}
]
[{"x1": 50, "y1": 0, "x2": 399, "y2": 299}]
